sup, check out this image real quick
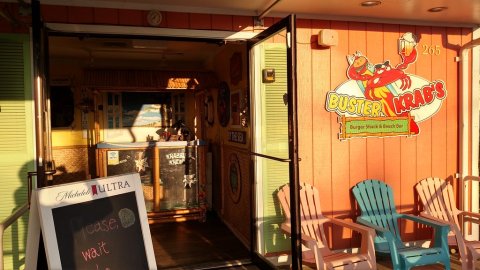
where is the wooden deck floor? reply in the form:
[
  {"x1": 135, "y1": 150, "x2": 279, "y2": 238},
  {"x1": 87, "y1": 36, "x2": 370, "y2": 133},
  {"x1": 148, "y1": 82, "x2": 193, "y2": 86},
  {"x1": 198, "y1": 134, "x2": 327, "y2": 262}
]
[
  {"x1": 375, "y1": 254, "x2": 479, "y2": 270},
  {"x1": 296, "y1": 255, "x2": 477, "y2": 270},
  {"x1": 149, "y1": 212, "x2": 251, "y2": 269},
  {"x1": 149, "y1": 214, "x2": 479, "y2": 269}
]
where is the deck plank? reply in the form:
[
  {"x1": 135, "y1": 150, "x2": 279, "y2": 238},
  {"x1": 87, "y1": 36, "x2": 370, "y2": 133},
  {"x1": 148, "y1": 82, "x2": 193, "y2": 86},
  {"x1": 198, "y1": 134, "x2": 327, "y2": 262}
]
[{"x1": 150, "y1": 213, "x2": 250, "y2": 269}]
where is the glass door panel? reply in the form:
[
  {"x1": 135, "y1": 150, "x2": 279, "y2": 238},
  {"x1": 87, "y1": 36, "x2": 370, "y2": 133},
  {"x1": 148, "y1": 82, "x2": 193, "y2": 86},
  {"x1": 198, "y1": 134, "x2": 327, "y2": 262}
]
[{"x1": 250, "y1": 15, "x2": 300, "y2": 269}]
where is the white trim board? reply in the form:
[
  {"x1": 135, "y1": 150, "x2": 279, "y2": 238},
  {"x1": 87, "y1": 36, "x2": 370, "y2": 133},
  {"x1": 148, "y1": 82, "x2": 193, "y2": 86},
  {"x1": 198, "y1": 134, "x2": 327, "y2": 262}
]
[{"x1": 46, "y1": 23, "x2": 258, "y2": 41}]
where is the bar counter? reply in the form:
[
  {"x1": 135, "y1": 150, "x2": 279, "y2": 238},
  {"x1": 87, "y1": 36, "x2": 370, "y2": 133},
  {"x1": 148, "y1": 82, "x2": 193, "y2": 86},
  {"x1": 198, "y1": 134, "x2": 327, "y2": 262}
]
[{"x1": 96, "y1": 140, "x2": 207, "y2": 223}]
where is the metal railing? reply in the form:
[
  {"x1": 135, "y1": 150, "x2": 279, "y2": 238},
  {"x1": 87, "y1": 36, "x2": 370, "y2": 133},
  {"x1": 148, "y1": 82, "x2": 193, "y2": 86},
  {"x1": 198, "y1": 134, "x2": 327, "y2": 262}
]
[
  {"x1": 0, "y1": 168, "x2": 56, "y2": 270},
  {"x1": 461, "y1": 175, "x2": 480, "y2": 240},
  {"x1": 0, "y1": 203, "x2": 29, "y2": 270}
]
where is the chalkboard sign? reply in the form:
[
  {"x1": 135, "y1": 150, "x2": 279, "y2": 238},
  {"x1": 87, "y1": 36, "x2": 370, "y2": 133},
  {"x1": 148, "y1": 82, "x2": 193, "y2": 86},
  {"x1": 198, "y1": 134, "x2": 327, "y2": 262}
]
[
  {"x1": 34, "y1": 173, "x2": 157, "y2": 269},
  {"x1": 159, "y1": 147, "x2": 198, "y2": 210}
]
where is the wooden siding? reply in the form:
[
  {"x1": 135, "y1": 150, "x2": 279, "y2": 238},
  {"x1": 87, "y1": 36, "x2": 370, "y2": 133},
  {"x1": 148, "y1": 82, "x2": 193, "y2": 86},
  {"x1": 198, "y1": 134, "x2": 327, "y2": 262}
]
[
  {"x1": 297, "y1": 21, "x2": 469, "y2": 248},
  {"x1": 42, "y1": 5, "x2": 254, "y2": 31},
  {"x1": 221, "y1": 146, "x2": 251, "y2": 247}
]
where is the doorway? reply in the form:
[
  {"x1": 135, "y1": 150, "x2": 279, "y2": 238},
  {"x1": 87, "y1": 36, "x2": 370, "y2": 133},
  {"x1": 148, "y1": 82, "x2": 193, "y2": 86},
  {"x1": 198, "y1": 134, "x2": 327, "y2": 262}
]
[
  {"x1": 47, "y1": 33, "x2": 252, "y2": 268},
  {"x1": 44, "y1": 15, "x2": 299, "y2": 269}
]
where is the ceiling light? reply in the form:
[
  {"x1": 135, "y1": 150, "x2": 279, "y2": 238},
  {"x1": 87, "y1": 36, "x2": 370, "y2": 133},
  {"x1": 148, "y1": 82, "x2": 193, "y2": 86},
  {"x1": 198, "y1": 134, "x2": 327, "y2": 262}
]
[
  {"x1": 361, "y1": 1, "x2": 381, "y2": 7},
  {"x1": 428, "y1": 6, "x2": 448, "y2": 12}
]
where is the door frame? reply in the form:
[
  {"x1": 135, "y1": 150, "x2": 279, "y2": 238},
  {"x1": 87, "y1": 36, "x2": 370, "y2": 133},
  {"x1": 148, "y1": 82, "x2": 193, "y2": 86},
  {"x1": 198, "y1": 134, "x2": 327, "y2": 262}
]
[{"x1": 247, "y1": 14, "x2": 301, "y2": 269}]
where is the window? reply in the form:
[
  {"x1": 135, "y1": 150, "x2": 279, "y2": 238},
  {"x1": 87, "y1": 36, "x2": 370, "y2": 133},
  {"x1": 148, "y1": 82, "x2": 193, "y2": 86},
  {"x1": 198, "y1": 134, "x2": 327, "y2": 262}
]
[
  {"x1": 172, "y1": 93, "x2": 185, "y2": 125},
  {"x1": 50, "y1": 86, "x2": 74, "y2": 128},
  {"x1": 103, "y1": 91, "x2": 174, "y2": 142}
]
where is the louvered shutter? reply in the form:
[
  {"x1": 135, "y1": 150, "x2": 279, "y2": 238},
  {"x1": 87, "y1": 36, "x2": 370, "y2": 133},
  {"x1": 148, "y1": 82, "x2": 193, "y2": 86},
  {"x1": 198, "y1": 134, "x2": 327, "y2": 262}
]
[
  {"x1": 259, "y1": 44, "x2": 290, "y2": 253},
  {"x1": 0, "y1": 34, "x2": 34, "y2": 270}
]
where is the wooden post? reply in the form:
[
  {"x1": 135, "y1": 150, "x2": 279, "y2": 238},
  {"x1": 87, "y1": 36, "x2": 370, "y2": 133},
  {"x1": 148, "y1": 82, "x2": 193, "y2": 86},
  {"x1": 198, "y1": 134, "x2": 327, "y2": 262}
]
[{"x1": 153, "y1": 146, "x2": 161, "y2": 211}]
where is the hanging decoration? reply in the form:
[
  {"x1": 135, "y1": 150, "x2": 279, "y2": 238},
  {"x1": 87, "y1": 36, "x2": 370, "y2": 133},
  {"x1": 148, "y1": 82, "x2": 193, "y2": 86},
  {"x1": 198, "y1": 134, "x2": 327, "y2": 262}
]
[{"x1": 228, "y1": 153, "x2": 241, "y2": 204}]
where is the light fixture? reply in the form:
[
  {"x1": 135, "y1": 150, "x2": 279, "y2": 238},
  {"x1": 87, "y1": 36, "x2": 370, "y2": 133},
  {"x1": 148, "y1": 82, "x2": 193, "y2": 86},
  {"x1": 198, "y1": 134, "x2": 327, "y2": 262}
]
[
  {"x1": 428, "y1": 6, "x2": 448, "y2": 12},
  {"x1": 361, "y1": 1, "x2": 381, "y2": 7}
]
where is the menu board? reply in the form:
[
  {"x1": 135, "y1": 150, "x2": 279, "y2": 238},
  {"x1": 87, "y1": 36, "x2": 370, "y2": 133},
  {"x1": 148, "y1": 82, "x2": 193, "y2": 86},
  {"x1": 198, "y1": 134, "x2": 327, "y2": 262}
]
[
  {"x1": 34, "y1": 173, "x2": 157, "y2": 269},
  {"x1": 159, "y1": 147, "x2": 198, "y2": 210}
]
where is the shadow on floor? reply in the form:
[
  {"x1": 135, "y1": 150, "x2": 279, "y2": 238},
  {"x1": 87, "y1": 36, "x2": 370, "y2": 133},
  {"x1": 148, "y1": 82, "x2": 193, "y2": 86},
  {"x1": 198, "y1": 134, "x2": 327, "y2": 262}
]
[{"x1": 150, "y1": 212, "x2": 252, "y2": 270}]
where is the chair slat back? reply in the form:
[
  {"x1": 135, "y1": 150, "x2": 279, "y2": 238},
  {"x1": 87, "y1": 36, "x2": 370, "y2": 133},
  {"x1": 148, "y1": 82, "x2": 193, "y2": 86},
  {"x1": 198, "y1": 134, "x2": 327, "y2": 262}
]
[
  {"x1": 277, "y1": 183, "x2": 292, "y2": 221},
  {"x1": 416, "y1": 177, "x2": 460, "y2": 227},
  {"x1": 299, "y1": 183, "x2": 328, "y2": 244},
  {"x1": 352, "y1": 180, "x2": 402, "y2": 242},
  {"x1": 277, "y1": 183, "x2": 328, "y2": 247}
]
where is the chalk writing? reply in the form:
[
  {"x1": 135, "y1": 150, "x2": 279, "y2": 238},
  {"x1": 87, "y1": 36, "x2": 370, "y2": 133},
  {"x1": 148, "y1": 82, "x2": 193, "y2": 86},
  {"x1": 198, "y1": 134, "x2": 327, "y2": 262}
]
[
  {"x1": 70, "y1": 215, "x2": 120, "y2": 240},
  {"x1": 81, "y1": 241, "x2": 110, "y2": 262},
  {"x1": 165, "y1": 152, "x2": 186, "y2": 165},
  {"x1": 85, "y1": 218, "x2": 119, "y2": 236}
]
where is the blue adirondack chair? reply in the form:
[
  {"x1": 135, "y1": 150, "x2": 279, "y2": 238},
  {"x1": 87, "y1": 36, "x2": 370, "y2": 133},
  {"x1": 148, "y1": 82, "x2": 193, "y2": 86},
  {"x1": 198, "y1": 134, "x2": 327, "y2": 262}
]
[{"x1": 352, "y1": 179, "x2": 451, "y2": 270}]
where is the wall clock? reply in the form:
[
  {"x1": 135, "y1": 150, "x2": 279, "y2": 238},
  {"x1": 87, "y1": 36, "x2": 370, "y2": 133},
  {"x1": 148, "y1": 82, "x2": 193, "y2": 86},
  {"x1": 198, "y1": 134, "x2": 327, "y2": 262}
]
[{"x1": 147, "y1": 10, "x2": 162, "y2": 26}]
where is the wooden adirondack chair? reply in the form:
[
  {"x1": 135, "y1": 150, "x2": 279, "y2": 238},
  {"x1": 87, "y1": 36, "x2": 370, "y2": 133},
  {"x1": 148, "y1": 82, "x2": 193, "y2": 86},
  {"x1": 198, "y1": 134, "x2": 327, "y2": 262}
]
[
  {"x1": 352, "y1": 179, "x2": 451, "y2": 270},
  {"x1": 416, "y1": 177, "x2": 480, "y2": 270},
  {"x1": 277, "y1": 182, "x2": 377, "y2": 270}
]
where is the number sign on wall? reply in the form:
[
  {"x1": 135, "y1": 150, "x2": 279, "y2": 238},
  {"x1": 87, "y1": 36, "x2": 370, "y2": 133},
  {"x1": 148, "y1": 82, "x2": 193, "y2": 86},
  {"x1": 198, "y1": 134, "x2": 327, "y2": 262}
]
[{"x1": 33, "y1": 173, "x2": 157, "y2": 270}]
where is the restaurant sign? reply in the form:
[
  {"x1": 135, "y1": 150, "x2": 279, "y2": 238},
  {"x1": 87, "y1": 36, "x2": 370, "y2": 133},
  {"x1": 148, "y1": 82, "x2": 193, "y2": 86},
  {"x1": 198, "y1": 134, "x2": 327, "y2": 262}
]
[{"x1": 325, "y1": 32, "x2": 447, "y2": 140}]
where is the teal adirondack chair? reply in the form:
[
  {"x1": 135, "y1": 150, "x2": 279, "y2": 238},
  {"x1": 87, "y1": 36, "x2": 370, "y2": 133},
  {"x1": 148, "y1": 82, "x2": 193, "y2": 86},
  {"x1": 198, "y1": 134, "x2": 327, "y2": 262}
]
[{"x1": 352, "y1": 179, "x2": 451, "y2": 270}]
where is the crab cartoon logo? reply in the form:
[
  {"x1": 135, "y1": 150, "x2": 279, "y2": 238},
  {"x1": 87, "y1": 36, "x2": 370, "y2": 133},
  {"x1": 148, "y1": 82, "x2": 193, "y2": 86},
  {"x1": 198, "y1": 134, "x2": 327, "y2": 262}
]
[{"x1": 326, "y1": 32, "x2": 447, "y2": 140}]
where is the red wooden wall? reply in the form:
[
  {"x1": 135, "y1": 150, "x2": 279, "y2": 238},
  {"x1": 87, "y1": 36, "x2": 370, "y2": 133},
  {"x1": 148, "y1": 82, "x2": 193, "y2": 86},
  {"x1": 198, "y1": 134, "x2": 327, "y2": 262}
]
[
  {"x1": 0, "y1": 3, "x2": 29, "y2": 33},
  {"x1": 296, "y1": 19, "x2": 470, "y2": 246}
]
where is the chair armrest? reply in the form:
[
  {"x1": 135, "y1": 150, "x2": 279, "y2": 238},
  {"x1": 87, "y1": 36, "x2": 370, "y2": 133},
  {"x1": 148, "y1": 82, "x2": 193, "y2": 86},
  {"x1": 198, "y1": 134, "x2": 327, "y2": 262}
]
[
  {"x1": 460, "y1": 211, "x2": 480, "y2": 225},
  {"x1": 299, "y1": 218, "x2": 329, "y2": 226},
  {"x1": 420, "y1": 212, "x2": 452, "y2": 227},
  {"x1": 399, "y1": 214, "x2": 450, "y2": 250},
  {"x1": 330, "y1": 218, "x2": 376, "y2": 260},
  {"x1": 279, "y1": 222, "x2": 318, "y2": 250},
  {"x1": 280, "y1": 222, "x2": 291, "y2": 234},
  {"x1": 328, "y1": 218, "x2": 376, "y2": 237},
  {"x1": 399, "y1": 214, "x2": 450, "y2": 230}
]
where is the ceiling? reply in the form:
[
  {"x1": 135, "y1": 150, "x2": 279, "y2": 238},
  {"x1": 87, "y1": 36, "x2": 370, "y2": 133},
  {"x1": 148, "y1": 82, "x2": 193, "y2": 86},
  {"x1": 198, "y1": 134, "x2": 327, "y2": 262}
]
[
  {"x1": 46, "y1": 0, "x2": 480, "y2": 26},
  {"x1": 47, "y1": 0, "x2": 480, "y2": 70},
  {"x1": 49, "y1": 36, "x2": 226, "y2": 70}
]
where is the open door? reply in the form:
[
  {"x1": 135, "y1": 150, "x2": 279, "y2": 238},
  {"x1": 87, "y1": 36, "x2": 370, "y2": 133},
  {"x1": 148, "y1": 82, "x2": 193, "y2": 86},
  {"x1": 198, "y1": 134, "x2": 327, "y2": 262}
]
[{"x1": 249, "y1": 15, "x2": 301, "y2": 269}]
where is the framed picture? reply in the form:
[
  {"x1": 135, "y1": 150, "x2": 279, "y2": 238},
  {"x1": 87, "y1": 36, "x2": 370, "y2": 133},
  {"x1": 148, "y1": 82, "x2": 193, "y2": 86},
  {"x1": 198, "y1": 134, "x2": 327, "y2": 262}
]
[
  {"x1": 217, "y1": 82, "x2": 230, "y2": 127},
  {"x1": 228, "y1": 153, "x2": 241, "y2": 204},
  {"x1": 204, "y1": 95, "x2": 214, "y2": 126},
  {"x1": 230, "y1": 91, "x2": 240, "y2": 126}
]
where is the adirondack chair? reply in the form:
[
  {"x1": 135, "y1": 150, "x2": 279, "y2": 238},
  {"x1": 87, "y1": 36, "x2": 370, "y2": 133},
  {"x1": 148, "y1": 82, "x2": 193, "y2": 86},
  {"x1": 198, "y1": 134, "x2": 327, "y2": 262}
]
[
  {"x1": 416, "y1": 177, "x2": 480, "y2": 270},
  {"x1": 352, "y1": 179, "x2": 451, "y2": 270},
  {"x1": 277, "y1": 182, "x2": 377, "y2": 270}
]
